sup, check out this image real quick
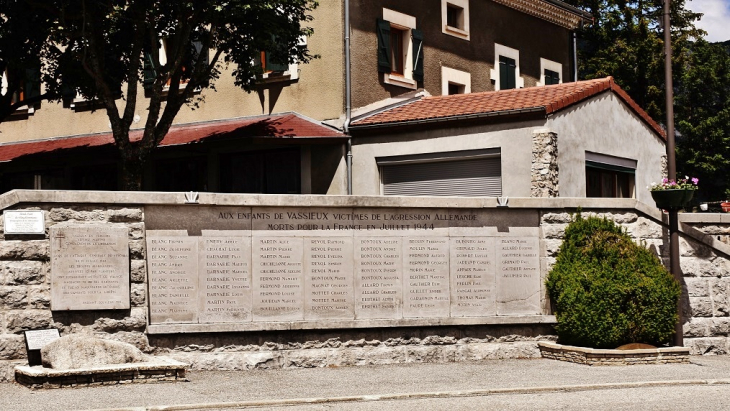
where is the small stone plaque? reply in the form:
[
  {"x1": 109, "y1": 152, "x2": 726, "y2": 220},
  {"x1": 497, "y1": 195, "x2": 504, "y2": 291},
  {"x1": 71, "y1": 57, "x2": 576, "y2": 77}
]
[
  {"x1": 496, "y1": 236, "x2": 541, "y2": 314},
  {"x1": 304, "y1": 237, "x2": 355, "y2": 320},
  {"x1": 403, "y1": 237, "x2": 451, "y2": 318},
  {"x1": 50, "y1": 225, "x2": 130, "y2": 310},
  {"x1": 24, "y1": 328, "x2": 61, "y2": 366},
  {"x1": 198, "y1": 236, "x2": 253, "y2": 323},
  {"x1": 4, "y1": 210, "x2": 45, "y2": 234},
  {"x1": 354, "y1": 237, "x2": 403, "y2": 319},
  {"x1": 450, "y1": 237, "x2": 496, "y2": 317},
  {"x1": 252, "y1": 236, "x2": 305, "y2": 321},
  {"x1": 147, "y1": 236, "x2": 199, "y2": 323}
]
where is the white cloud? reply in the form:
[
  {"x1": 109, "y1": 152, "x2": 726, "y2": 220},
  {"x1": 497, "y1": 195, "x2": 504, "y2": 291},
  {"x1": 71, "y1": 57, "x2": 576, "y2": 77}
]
[{"x1": 687, "y1": 0, "x2": 730, "y2": 42}]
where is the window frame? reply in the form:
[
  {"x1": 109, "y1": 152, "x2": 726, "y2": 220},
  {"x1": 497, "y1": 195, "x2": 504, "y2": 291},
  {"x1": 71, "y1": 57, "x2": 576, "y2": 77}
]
[
  {"x1": 584, "y1": 152, "x2": 637, "y2": 199},
  {"x1": 537, "y1": 58, "x2": 562, "y2": 86},
  {"x1": 490, "y1": 44, "x2": 524, "y2": 91},
  {"x1": 441, "y1": 66, "x2": 471, "y2": 95},
  {"x1": 381, "y1": 8, "x2": 419, "y2": 90},
  {"x1": 441, "y1": 0, "x2": 470, "y2": 40},
  {"x1": 1, "y1": 69, "x2": 40, "y2": 115}
]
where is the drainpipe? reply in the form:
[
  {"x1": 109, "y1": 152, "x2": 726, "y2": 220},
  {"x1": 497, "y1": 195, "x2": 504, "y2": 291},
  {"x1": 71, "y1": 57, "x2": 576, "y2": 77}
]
[
  {"x1": 573, "y1": 31, "x2": 578, "y2": 82},
  {"x1": 344, "y1": 0, "x2": 353, "y2": 195}
]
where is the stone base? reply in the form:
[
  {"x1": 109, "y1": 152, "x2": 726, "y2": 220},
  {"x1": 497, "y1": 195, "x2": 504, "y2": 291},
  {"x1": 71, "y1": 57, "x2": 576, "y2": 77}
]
[
  {"x1": 14, "y1": 357, "x2": 188, "y2": 389},
  {"x1": 538, "y1": 342, "x2": 690, "y2": 365}
]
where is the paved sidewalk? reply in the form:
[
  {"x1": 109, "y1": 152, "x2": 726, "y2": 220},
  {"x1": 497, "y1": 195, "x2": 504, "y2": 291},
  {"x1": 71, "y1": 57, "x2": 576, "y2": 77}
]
[{"x1": 3, "y1": 356, "x2": 730, "y2": 411}]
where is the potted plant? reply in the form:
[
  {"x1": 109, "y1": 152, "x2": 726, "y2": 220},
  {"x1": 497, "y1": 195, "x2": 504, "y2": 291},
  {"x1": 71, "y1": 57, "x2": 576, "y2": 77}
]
[{"x1": 649, "y1": 176, "x2": 698, "y2": 210}]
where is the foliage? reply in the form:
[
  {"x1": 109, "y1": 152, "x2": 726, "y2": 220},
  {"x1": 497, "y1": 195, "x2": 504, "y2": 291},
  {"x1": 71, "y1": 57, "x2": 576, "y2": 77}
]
[
  {"x1": 649, "y1": 176, "x2": 698, "y2": 191},
  {"x1": 562, "y1": 0, "x2": 704, "y2": 121},
  {"x1": 546, "y1": 214, "x2": 680, "y2": 348},
  {"x1": 675, "y1": 39, "x2": 730, "y2": 201},
  {"x1": 0, "y1": 0, "x2": 56, "y2": 121},
  {"x1": 1, "y1": 0, "x2": 318, "y2": 189}
]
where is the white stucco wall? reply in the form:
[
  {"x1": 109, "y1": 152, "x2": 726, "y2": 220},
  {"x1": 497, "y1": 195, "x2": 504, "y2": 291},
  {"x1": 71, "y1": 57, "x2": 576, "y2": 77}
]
[
  {"x1": 547, "y1": 92, "x2": 666, "y2": 204},
  {"x1": 351, "y1": 120, "x2": 545, "y2": 196}
]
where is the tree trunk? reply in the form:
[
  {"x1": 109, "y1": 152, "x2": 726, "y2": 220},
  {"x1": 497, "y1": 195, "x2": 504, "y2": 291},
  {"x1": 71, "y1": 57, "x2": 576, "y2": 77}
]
[{"x1": 119, "y1": 150, "x2": 145, "y2": 191}]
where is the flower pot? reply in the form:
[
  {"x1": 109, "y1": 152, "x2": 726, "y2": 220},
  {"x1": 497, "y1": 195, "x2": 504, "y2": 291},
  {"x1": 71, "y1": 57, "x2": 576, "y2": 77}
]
[
  {"x1": 722, "y1": 202, "x2": 730, "y2": 213},
  {"x1": 650, "y1": 189, "x2": 695, "y2": 209}
]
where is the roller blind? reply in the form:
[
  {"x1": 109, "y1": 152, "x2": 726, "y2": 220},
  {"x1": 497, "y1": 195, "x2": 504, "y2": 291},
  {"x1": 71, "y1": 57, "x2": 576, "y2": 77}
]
[{"x1": 381, "y1": 157, "x2": 501, "y2": 197}]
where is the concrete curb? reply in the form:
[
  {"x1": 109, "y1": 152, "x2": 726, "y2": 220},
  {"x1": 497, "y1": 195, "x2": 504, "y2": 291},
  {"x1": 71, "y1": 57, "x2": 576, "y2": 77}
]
[{"x1": 88, "y1": 378, "x2": 730, "y2": 411}]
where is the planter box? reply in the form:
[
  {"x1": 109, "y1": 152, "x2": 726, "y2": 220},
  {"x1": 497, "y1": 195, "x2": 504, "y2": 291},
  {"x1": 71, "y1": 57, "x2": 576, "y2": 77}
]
[
  {"x1": 651, "y1": 189, "x2": 695, "y2": 210},
  {"x1": 537, "y1": 342, "x2": 690, "y2": 366}
]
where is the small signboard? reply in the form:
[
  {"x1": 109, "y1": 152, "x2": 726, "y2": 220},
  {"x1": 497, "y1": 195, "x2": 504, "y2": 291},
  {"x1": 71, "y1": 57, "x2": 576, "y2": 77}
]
[
  {"x1": 4, "y1": 210, "x2": 45, "y2": 235},
  {"x1": 24, "y1": 329, "x2": 61, "y2": 366}
]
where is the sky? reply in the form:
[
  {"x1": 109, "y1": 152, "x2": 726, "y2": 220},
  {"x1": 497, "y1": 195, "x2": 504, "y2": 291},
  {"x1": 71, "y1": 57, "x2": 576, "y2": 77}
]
[{"x1": 688, "y1": 0, "x2": 730, "y2": 42}]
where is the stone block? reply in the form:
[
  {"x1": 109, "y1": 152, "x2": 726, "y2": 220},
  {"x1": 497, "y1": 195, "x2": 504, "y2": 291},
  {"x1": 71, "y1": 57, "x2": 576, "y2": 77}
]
[
  {"x1": 42, "y1": 335, "x2": 147, "y2": 370},
  {"x1": 625, "y1": 217, "x2": 662, "y2": 240},
  {"x1": 4, "y1": 310, "x2": 53, "y2": 334},
  {"x1": 27, "y1": 286, "x2": 51, "y2": 309},
  {"x1": 128, "y1": 223, "x2": 145, "y2": 240},
  {"x1": 48, "y1": 207, "x2": 106, "y2": 222},
  {"x1": 2, "y1": 261, "x2": 46, "y2": 285},
  {"x1": 130, "y1": 260, "x2": 147, "y2": 283},
  {"x1": 99, "y1": 331, "x2": 152, "y2": 353},
  {"x1": 685, "y1": 277, "x2": 709, "y2": 297},
  {"x1": 0, "y1": 241, "x2": 49, "y2": 261},
  {"x1": 93, "y1": 308, "x2": 147, "y2": 333},
  {"x1": 282, "y1": 349, "x2": 329, "y2": 368},
  {"x1": 541, "y1": 224, "x2": 567, "y2": 239},
  {"x1": 129, "y1": 240, "x2": 145, "y2": 259},
  {"x1": 107, "y1": 208, "x2": 143, "y2": 223},
  {"x1": 681, "y1": 257, "x2": 721, "y2": 278},
  {"x1": 0, "y1": 287, "x2": 27, "y2": 309},
  {"x1": 680, "y1": 237, "x2": 713, "y2": 258},
  {"x1": 131, "y1": 283, "x2": 146, "y2": 307},
  {"x1": 543, "y1": 239, "x2": 563, "y2": 257},
  {"x1": 0, "y1": 334, "x2": 25, "y2": 360},
  {"x1": 600, "y1": 212, "x2": 638, "y2": 224},
  {"x1": 711, "y1": 318, "x2": 730, "y2": 336},
  {"x1": 685, "y1": 337, "x2": 729, "y2": 355},
  {"x1": 683, "y1": 318, "x2": 711, "y2": 337},
  {"x1": 690, "y1": 297, "x2": 714, "y2": 317}
]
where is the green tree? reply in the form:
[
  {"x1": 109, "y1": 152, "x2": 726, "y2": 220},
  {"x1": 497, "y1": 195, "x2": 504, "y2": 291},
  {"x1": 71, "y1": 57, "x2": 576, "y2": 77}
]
[
  {"x1": 0, "y1": 0, "x2": 56, "y2": 122},
  {"x1": 5, "y1": 0, "x2": 317, "y2": 189},
  {"x1": 563, "y1": 0, "x2": 703, "y2": 120},
  {"x1": 675, "y1": 39, "x2": 730, "y2": 200}
]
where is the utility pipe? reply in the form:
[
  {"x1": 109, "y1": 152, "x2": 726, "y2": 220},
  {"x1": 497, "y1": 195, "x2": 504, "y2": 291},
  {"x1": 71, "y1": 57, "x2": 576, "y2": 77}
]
[
  {"x1": 663, "y1": 0, "x2": 682, "y2": 347},
  {"x1": 344, "y1": 0, "x2": 353, "y2": 195}
]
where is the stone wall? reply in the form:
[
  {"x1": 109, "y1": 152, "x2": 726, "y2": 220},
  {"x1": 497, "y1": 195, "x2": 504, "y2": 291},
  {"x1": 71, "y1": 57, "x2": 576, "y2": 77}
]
[
  {"x1": 0, "y1": 205, "x2": 149, "y2": 382},
  {"x1": 1, "y1": 192, "x2": 730, "y2": 381},
  {"x1": 531, "y1": 130, "x2": 559, "y2": 198}
]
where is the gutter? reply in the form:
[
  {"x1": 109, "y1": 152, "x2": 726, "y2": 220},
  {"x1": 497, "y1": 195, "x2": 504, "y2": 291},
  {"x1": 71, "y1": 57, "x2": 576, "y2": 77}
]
[
  {"x1": 348, "y1": 107, "x2": 545, "y2": 132},
  {"x1": 542, "y1": 0, "x2": 593, "y2": 22},
  {"x1": 344, "y1": 0, "x2": 353, "y2": 195}
]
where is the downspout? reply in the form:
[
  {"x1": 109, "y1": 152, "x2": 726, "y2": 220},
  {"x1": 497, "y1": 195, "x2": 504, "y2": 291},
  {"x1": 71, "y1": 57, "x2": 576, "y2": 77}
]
[
  {"x1": 573, "y1": 30, "x2": 578, "y2": 82},
  {"x1": 344, "y1": 0, "x2": 353, "y2": 195}
]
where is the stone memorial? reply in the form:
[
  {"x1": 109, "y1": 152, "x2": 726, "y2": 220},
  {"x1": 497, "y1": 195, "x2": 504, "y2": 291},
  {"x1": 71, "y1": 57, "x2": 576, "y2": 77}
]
[
  {"x1": 144, "y1": 206, "x2": 544, "y2": 328},
  {"x1": 50, "y1": 225, "x2": 130, "y2": 310}
]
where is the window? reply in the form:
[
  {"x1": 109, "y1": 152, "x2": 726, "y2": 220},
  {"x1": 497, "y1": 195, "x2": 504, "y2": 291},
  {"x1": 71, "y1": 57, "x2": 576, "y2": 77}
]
[
  {"x1": 377, "y1": 8, "x2": 423, "y2": 90},
  {"x1": 255, "y1": 35, "x2": 304, "y2": 83},
  {"x1": 585, "y1": 152, "x2": 636, "y2": 198},
  {"x1": 442, "y1": 0, "x2": 470, "y2": 40},
  {"x1": 441, "y1": 66, "x2": 471, "y2": 95},
  {"x1": 1, "y1": 68, "x2": 41, "y2": 114},
  {"x1": 220, "y1": 149, "x2": 301, "y2": 194},
  {"x1": 538, "y1": 58, "x2": 562, "y2": 86},
  {"x1": 378, "y1": 149, "x2": 501, "y2": 197},
  {"x1": 490, "y1": 44, "x2": 523, "y2": 91},
  {"x1": 144, "y1": 36, "x2": 209, "y2": 92}
]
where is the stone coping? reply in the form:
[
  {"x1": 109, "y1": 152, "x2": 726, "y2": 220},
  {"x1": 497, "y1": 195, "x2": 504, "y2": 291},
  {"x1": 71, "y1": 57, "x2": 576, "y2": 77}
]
[
  {"x1": 679, "y1": 213, "x2": 730, "y2": 224},
  {"x1": 14, "y1": 356, "x2": 188, "y2": 378},
  {"x1": 1, "y1": 189, "x2": 645, "y2": 211},
  {"x1": 147, "y1": 315, "x2": 557, "y2": 334},
  {"x1": 538, "y1": 341, "x2": 689, "y2": 355}
]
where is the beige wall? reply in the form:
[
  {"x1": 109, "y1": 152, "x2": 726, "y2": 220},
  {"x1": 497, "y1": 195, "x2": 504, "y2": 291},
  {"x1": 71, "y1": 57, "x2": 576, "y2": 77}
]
[
  {"x1": 548, "y1": 93, "x2": 666, "y2": 204},
  {"x1": 351, "y1": 119, "x2": 545, "y2": 196},
  {"x1": 0, "y1": 3, "x2": 345, "y2": 144}
]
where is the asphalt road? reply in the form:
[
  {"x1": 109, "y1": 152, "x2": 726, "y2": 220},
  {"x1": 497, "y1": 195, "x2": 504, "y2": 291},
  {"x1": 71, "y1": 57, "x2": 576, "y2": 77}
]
[{"x1": 4, "y1": 357, "x2": 730, "y2": 411}]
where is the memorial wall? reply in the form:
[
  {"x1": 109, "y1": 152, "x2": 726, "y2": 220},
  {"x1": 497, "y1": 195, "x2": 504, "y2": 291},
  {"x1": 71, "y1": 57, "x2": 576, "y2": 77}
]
[{"x1": 145, "y1": 206, "x2": 543, "y2": 327}]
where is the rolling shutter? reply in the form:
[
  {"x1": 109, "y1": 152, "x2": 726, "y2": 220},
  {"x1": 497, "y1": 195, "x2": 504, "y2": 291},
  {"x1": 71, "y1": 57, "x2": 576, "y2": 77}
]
[{"x1": 381, "y1": 156, "x2": 502, "y2": 197}]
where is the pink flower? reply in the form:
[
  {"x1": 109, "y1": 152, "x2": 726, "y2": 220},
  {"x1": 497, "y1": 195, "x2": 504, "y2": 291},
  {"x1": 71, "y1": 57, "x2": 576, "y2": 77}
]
[{"x1": 692, "y1": 177, "x2": 699, "y2": 185}]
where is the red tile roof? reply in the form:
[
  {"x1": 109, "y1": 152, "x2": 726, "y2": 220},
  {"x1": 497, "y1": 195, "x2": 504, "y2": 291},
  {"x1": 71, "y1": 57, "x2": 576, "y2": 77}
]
[
  {"x1": 350, "y1": 77, "x2": 665, "y2": 140},
  {"x1": 0, "y1": 112, "x2": 345, "y2": 162}
]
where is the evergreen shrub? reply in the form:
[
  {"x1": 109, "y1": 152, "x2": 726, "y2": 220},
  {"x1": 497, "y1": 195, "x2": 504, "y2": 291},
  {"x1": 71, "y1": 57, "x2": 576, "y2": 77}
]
[{"x1": 545, "y1": 213, "x2": 680, "y2": 348}]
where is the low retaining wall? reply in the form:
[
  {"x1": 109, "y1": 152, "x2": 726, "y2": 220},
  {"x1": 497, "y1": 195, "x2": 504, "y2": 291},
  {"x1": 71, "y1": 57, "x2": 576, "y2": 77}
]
[
  {"x1": 0, "y1": 191, "x2": 728, "y2": 381},
  {"x1": 537, "y1": 342, "x2": 690, "y2": 365}
]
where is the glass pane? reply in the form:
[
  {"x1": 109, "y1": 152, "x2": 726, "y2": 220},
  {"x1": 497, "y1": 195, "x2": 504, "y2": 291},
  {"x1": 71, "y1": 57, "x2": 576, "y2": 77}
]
[
  {"x1": 601, "y1": 172, "x2": 615, "y2": 197},
  {"x1": 390, "y1": 29, "x2": 403, "y2": 74}
]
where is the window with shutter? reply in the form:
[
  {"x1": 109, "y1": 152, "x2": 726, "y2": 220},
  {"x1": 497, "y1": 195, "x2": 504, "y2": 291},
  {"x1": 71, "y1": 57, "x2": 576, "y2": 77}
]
[
  {"x1": 490, "y1": 44, "x2": 523, "y2": 90},
  {"x1": 499, "y1": 56, "x2": 516, "y2": 90},
  {"x1": 585, "y1": 152, "x2": 636, "y2": 198},
  {"x1": 379, "y1": 8, "x2": 420, "y2": 90},
  {"x1": 544, "y1": 69, "x2": 560, "y2": 85},
  {"x1": 538, "y1": 58, "x2": 562, "y2": 86}
]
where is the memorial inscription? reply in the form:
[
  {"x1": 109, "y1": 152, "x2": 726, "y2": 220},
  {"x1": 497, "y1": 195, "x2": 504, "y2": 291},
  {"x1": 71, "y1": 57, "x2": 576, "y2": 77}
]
[
  {"x1": 4, "y1": 210, "x2": 45, "y2": 235},
  {"x1": 147, "y1": 236, "x2": 199, "y2": 323},
  {"x1": 403, "y1": 237, "x2": 451, "y2": 318},
  {"x1": 450, "y1": 237, "x2": 496, "y2": 317},
  {"x1": 252, "y1": 237, "x2": 305, "y2": 321},
  {"x1": 496, "y1": 236, "x2": 541, "y2": 314},
  {"x1": 198, "y1": 236, "x2": 252, "y2": 323},
  {"x1": 304, "y1": 237, "x2": 354, "y2": 320},
  {"x1": 354, "y1": 237, "x2": 403, "y2": 319},
  {"x1": 50, "y1": 225, "x2": 129, "y2": 310}
]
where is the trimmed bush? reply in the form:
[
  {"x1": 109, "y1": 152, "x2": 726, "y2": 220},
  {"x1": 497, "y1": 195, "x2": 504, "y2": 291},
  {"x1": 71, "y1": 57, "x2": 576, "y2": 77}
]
[{"x1": 546, "y1": 213, "x2": 680, "y2": 348}]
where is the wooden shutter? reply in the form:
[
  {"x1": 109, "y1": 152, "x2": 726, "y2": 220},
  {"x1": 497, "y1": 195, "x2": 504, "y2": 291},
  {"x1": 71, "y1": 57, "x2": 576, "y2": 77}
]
[
  {"x1": 24, "y1": 67, "x2": 41, "y2": 99},
  {"x1": 381, "y1": 157, "x2": 501, "y2": 197},
  {"x1": 143, "y1": 52, "x2": 157, "y2": 91},
  {"x1": 544, "y1": 69, "x2": 560, "y2": 85},
  {"x1": 377, "y1": 18, "x2": 392, "y2": 73},
  {"x1": 412, "y1": 29, "x2": 424, "y2": 82},
  {"x1": 499, "y1": 56, "x2": 516, "y2": 90}
]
